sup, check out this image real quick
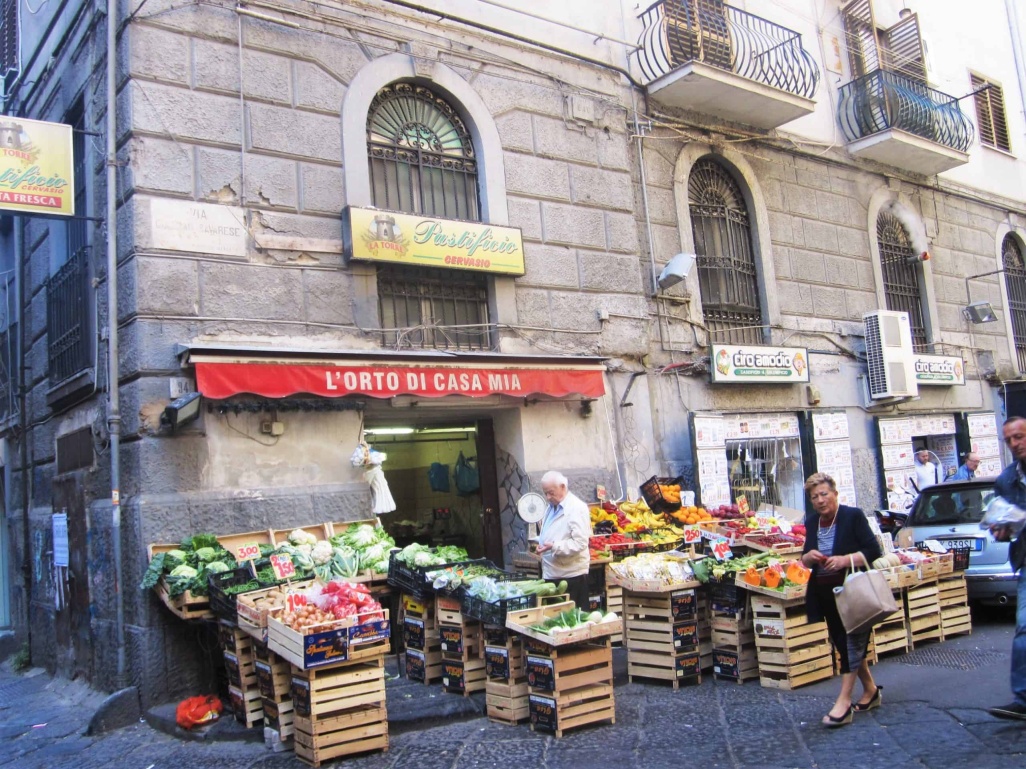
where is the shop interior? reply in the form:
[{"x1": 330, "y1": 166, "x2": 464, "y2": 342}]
[
  {"x1": 725, "y1": 436, "x2": 806, "y2": 511},
  {"x1": 363, "y1": 419, "x2": 489, "y2": 558}
]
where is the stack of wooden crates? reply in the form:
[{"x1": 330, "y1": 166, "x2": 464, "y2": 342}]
[
  {"x1": 525, "y1": 636, "x2": 615, "y2": 738},
  {"x1": 255, "y1": 644, "x2": 294, "y2": 749},
  {"x1": 220, "y1": 620, "x2": 264, "y2": 728},
  {"x1": 402, "y1": 593, "x2": 443, "y2": 684},
  {"x1": 752, "y1": 596, "x2": 833, "y2": 690},
  {"x1": 623, "y1": 587, "x2": 702, "y2": 688},
  {"x1": 438, "y1": 594, "x2": 487, "y2": 696},
  {"x1": 484, "y1": 625, "x2": 529, "y2": 723},
  {"x1": 710, "y1": 593, "x2": 758, "y2": 683}
]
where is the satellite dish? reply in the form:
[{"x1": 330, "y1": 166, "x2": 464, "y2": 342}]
[{"x1": 517, "y1": 492, "x2": 547, "y2": 541}]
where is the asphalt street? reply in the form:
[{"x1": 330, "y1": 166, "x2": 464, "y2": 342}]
[{"x1": 1, "y1": 605, "x2": 1023, "y2": 769}]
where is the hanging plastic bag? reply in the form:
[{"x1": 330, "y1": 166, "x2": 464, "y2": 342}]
[
  {"x1": 366, "y1": 464, "x2": 397, "y2": 514},
  {"x1": 454, "y1": 452, "x2": 480, "y2": 496},
  {"x1": 428, "y1": 463, "x2": 450, "y2": 492},
  {"x1": 175, "y1": 694, "x2": 222, "y2": 730}
]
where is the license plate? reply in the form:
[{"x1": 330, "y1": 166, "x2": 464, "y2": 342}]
[{"x1": 937, "y1": 538, "x2": 983, "y2": 551}]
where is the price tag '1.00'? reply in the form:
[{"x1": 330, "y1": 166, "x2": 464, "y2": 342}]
[
  {"x1": 285, "y1": 590, "x2": 307, "y2": 614},
  {"x1": 270, "y1": 553, "x2": 296, "y2": 580},
  {"x1": 711, "y1": 538, "x2": 733, "y2": 561},
  {"x1": 235, "y1": 542, "x2": 261, "y2": 562}
]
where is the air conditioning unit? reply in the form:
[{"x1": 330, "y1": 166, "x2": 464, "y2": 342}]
[{"x1": 863, "y1": 310, "x2": 918, "y2": 399}]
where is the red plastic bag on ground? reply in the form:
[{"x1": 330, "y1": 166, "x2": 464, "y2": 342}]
[{"x1": 176, "y1": 695, "x2": 222, "y2": 729}]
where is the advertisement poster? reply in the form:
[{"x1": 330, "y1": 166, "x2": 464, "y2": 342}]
[
  {"x1": 879, "y1": 418, "x2": 913, "y2": 444},
  {"x1": 968, "y1": 412, "x2": 997, "y2": 438},
  {"x1": 709, "y1": 345, "x2": 809, "y2": 384},
  {"x1": 813, "y1": 411, "x2": 849, "y2": 441},
  {"x1": 0, "y1": 117, "x2": 74, "y2": 216}
]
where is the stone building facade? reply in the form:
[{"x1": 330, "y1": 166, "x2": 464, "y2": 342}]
[{"x1": 0, "y1": 0, "x2": 1024, "y2": 705}]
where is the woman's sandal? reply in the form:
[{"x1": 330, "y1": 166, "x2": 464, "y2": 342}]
[
  {"x1": 822, "y1": 707, "x2": 854, "y2": 728},
  {"x1": 854, "y1": 685, "x2": 883, "y2": 712}
]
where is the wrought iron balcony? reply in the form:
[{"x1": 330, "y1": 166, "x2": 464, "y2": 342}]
[
  {"x1": 636, "y1": 0, "x2": 820, "y2": 128},
  {"x1": 838, "y1": 69, "x2": 974, "y2": 174}
]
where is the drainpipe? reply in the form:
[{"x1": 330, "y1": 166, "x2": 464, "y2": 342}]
[
  {"x1": 106, "y1": 0, "x2": 124, "y2": 689},
  {"x1": 14, "y1": 215, "x2": 30, "y2": 655}
]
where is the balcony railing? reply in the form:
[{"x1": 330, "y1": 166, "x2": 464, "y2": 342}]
[
  {"x1": 636, "y1": 0, "x2": 820, "y2": 99},
  {"x1": 47, "y1": 245, "x2": 92, "y2": 385},
  {"x1": 838, "y1": 69, "x2": 974, "y2": 153}
]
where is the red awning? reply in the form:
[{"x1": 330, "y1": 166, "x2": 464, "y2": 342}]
[{"x1": 192, "y1": 358, "x2": 606, "y2": 400}]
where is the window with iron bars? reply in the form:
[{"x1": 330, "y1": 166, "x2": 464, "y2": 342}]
[
  {"x1": 688, "y1": 158, "x2": 763, "y2": 345},
  {"x1": 366, "y1": 82, "x2": 490, "y2": 350},
  {"x1": 47, "y1": 106, "x2": 92, "y2": 384},
  {"x1": 876, "y1": 210, "x2": 928, "y2": 352},
  {"x1": 0, "y1": 0, "x2": 17, "y2": 79},
  {"x1": 1002, "y1": 234, "x2": 1026, "y2": 373}
]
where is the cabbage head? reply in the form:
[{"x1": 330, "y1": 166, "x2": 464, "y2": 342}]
[{"x1": 170, "y1": 564, "x2": 198, "y2": 579}]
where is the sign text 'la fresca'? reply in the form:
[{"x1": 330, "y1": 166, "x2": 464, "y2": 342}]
[{"x1": 194, "y1": 362, "x2": 606, "y2": 400}]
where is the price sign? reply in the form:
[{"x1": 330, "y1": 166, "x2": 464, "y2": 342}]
[
  {"x1": 711, "y1": 538, "x2": 733, "y2": 561},
  {"x1": 755, "y1": 515, "x2": 774, "y2": 529},
  {"x1": 923, "y1": 539, "x2": 949, "y2": 554},
  {"x1": 736, "y1": 495, "x2": 750, "y2": 515},
  {"x1": 596, "y1": 485, "x2": 608, "y2": 502},
  {"x1": 285, "y1": 590, "x2": 307, "y2": 614},
  {"x1": 235, "y1": 542, "x2": 261, "y2": 562},
  {"x1": 270, "y1": 553, "x2": 295, "y2": 580},
  {"x1": 682, "y1": 525, "x2": 702, "y2": 545}
]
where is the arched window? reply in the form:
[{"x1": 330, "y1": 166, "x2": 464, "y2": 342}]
[
  {"x1": 367, "y1": 82, "x2": 489, "y2": 350},
  {"x1": 876, "y1": 210, "x2": 927, "y2": 351},
  {"x1": 688, "y1": 158, "x2": 762, "y2": 344},
  {"x1": 367, "y1": 82, "x2": 479, "y2": 220},
  {"x1": 1002, "y1": 234, "x2": 1026, "y2": 372}
]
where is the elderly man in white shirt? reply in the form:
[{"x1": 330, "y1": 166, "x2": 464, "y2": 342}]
[{"x1": 534, "y1": 470, "x2": 592, "y2": 610}]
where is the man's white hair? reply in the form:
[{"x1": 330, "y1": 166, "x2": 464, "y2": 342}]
[{"x1": 541, "y1": 470, "x2": 569, "y2": 488}]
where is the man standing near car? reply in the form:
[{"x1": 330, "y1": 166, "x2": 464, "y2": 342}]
[
  {"x1": 910, "y1": 449, "x2": 942, "y2": 491},
  {"x1": 989, "y1": 416, "x2": 1026, "y2": 720},
  {"x1": 950, "y1": 452, "x2": 981, "y2": 482}
]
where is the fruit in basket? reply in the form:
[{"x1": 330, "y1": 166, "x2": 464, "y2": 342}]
[{"x1": 658, "y1": 483, "x2": 681, "y2": 503}]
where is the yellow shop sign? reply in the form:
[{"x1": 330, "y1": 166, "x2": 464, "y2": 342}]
[
  {"x1": 0, "y1": 117, "x2": 74, "y2": 217},
  {"x1": 342, "y1": 206, "x2": 525, "y2": 276}
]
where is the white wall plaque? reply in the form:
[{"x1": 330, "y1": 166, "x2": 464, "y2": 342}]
[{"x1": 149, "y1": 199, "x2": 248, "y2": 258}]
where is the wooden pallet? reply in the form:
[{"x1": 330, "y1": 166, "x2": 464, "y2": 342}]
[
  {"x1": 526, "y1": 640, "x2": 613, "y2": 694},
  {"x1": 290, "y1": 660, "x2": 386, "y2": 720},
  {"x1": 293, "y1": 705, "x2": 388, "y2": 768},
  {"x1": 529, "y1": 684, "x2": 615, "y2": 738},
  {"x1": 941, "y1": 605, "x2": 972, "y2": 639},
  {"x1": 486, "y1": 678, "x2": 530, "y2": 724},
  {"x1": 441, "y1": 656, "x2": 487, "y2": 695}
]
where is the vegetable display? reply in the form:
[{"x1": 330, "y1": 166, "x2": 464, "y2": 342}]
[
  {"x1": 529, "y1": 607, "x2": 619, "y2": 636},
  {"x1": 140, "y1": 534, "x2": 237, "y2": 598},
  {"x1": 280, "y1": 580, "x2": 385, "y2": 633},
  {"x1": 606, "y1": 552, "x2": 696, "y2": 586},
  {"x1": 394, "y1": 543, "x2": 471, "y2": 568},
  {"x1": 464, "y1": 576, "x2": 567, "y2": 602}
]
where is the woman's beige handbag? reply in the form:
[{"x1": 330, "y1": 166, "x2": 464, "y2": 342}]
[{"x1": 832, "y1": 555, "x2": 899, "y2": 635}]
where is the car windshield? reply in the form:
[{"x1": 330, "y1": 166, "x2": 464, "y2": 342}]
[{"x1": 910, "y1": 486, "x2": 996, "y2": 526}]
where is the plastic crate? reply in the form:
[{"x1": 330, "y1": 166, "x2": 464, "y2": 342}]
[
  {"x1": 949, "y1": 546, "x2": 971, "y2": 572},
  {"x1": 386, "y1": 551, "x2": 483, "y2": 600},
  {"x1": 208, "y1": 563, "x2": 276, "y2": 622},
  {"x1": 460, "y1": 570, "x2": 536, "y2": 624},
  {"x1": 639, "y1": 475, "x2": 685, "y2": 513},
  {"x1": 708, "y1": 577, "x2": 746, "y2": 611}
]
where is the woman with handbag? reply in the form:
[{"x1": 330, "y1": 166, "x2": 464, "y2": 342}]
[{"x1": 801, "y1": 472, "x2": 883, "y2": 727}]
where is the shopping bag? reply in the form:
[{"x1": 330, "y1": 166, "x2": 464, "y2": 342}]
[
  {"x1": 454, "y1": 452, "x2": 480, "y2": 496},
  {"x1": 832, "y1": 555, "x2": 899, "y2": 635},
  {"x1": 428, "y1": 462, "x2": 450, "y2": 492}
]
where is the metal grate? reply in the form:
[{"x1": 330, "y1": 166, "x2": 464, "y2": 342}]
[
  {"x1": 877, "y1": 211, "x2": 927, "y2": 352},
  {"x1": 377, "y1": 265, "x2": 490, "y2": 351},
  {"x1": 1003, "y1": 235, "x2": 1026, "y2": 373},
  {"x1": 367, "y1": 82, "x2": 479, "y2": 221},
  {"x1": 56, "y1": 426, "x2": 94, "y2": 474},
  {"x1": 689, "y1": 158, "x2": 762, "y2": 345},
  {"x1": 899, "y1": 647, "x2": 1006, "y2": 671},
  {"x1": 0, "y1": 0, "x2": 17, "y2": 77},
  {"x1": 864, "y1": 312, "x2": 887, "y2": 396}
]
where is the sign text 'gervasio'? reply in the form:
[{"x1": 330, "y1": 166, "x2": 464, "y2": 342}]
[
  {"x1": 710, "y1": 345, "x2": 810, "y2": 384},
  {"x1": 0, "y1": 117, "x2": 74, "y2": 217},
  {"x1": 341, "y1": 206, "x2": 525, "y2": 275}
]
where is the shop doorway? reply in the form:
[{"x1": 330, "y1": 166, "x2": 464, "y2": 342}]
[{"x1": 365, "y1": 416, "x2": 503, "y2": 563}]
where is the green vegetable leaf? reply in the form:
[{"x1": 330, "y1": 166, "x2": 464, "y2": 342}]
[{"x1": 140, "y1": 552, "x2": 166, "y2": 591}]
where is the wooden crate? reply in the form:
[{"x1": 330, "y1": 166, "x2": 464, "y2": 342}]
[
  {"x1": 262, "y1": 697, "x2": 295, "y2": 737},
  {"x1": 486, "y1": 678, "x2": 530, "y2": 724},
  {"x1": 224, "y1": 649, "x2": 258, "y2": 690},
  {"x1": 441, "y1": 656, "x2": 487, "y2": 695},
  {"x1": 401, "y1": 593, "x2": 437, "y2": 629},
  {"x1": 269, "y1": 524, "x2": 332, "y2": 548},
  {"x1": 293, "y1": 705, "x2": 388, "y2": 768},
  {"x1": 604, "y1": 584, "x2": 623, "y2": 645},
  {"x1": 938, "y1": 575, "x2": 968, "y2": 608},
  {"x1": 403, "y1": 617, "x2": 441, "y2": 651},
  {"x1": 229, "y1": 684, "x2": 264, "y2": 728},
  {"x1": 290, "y1": 661, "x2": 386, "y2": 720},
  {"x1": 485, "y1": 642, "x2": 525, "y2": 680},
  {"x1": 751, "y1": 597, "x2": 832, "y2": 690},
  {"x1": 404, "y1": 647, "x2": 443, "y2": 684},
  {"x1": 148, "y1": 543, "x2": 214, "y2": 621},
  {"x1": 712, "y1": 646, "x2": 760, "y2": 683},
  {"x1": 506, "y1": 602, "x2": 621, "y2": 647},
  {"x1": 941, "y1": 604, "x2": 972, "y2": 639},
  {"x1": 528, "y1": 683, "x2": 615, "y2": 738},
  {"x1": 526, "y1": 640, "x2": 613, "y2": 693},
  {"x1": 905, "y1": 581, "x2": 942, "y2": 647},
  {"x1": 256, "y1": 657, "x2": 292, "y2": 702},
  {"x1": 439, "y1": 622, "x2": 483, "y2": 658},
  {"x1": 267, "y1": 609, "x2": 390, "y2": 670},
  {"x1": 872, "y1": 605, "x2": 909, "y2": 657},
  {"x1": 435, "y1": 594, "x2": 465, "y2": 626}
]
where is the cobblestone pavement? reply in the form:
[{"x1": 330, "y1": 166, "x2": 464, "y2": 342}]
[{"x1": 2, "y1": 610, "x2": 1024, "y2": 769}]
